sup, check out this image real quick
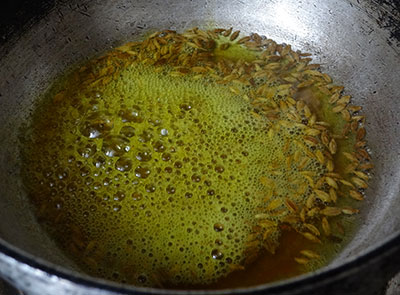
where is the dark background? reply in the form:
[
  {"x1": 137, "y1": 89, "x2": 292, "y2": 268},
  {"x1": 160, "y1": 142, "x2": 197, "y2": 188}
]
[{"x1": 0, "y1": 0, "x2": 55, "y2": 44}]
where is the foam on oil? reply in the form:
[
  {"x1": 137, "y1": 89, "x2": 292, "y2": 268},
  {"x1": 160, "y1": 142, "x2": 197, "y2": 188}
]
[{"x1": 21, "y1": 29, "x2": 369, "y2": 288}]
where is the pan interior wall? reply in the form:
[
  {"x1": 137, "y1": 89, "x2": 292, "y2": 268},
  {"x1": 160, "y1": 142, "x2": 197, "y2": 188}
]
[{"x1": 0, "y1": 0, "x2": 399, "y2": 278}]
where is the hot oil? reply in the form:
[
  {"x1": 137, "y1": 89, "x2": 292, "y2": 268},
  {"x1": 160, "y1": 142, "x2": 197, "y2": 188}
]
[{"x1": 21, "y1": 28, "x2": 371, "y2": 289}]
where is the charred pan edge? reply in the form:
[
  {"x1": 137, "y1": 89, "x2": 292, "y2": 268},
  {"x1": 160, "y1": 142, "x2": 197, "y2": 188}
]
[
  {"x1": 350, "y1": 0, "x2": 400, "y2": 48},
  {"x1": 0, "y1": 0, "x2": 55, "y2": 52}
]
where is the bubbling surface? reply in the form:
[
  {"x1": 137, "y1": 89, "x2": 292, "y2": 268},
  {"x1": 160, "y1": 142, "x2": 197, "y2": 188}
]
[{"x1": 21, "y1": 28, "x2": 370, "y2": 287}]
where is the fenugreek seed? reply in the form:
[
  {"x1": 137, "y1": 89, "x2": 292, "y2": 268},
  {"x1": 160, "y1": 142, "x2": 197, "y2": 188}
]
[
  {"x1": 325, "y1": 177, "x2": 338, "y2": 189},
  {"x1": 300, "y1": 250, "x2": 321, "y2": 259},
  {"x1": 279, "y1": 120, "x2": 292, "y2": 128},
  {"x1": 337, "y1": 95, "x2": 351, "y2": 105},
  {"x1": 306, "y1": 194, "x2": 315, "y2": 208},
  {"x1": 254, "y1": 213, "x2": 270, "y2": 219},
  {"x1": 267, "y1": 199, "x2": 282, "y2": 211},
  {"x1": 262, "y1": 227, "x2": 277, "y2": 240},
  {"x1": 265, "y1": 62, "x2": 281, "y2": 70},
  {"x1": 355, "y1": 141, "x2": 366, "y2": 149},
  {"x1": 342, "y1": 123, "x2": 351, "y2": 136},
  {"x1": 230, "y1": 30, "x2": 240, "y2": 41},
  {"x1": 321, "y1": 131, "x2": 330, "y2": 146},
  {"x1": 291, "y1": 51, "x2": 300, "y2": 62},
  {"x1": 322, "y1": 73, "x2": 332, "y2": 83},
  {"x1": 293, "y1": 150, "x2": 301, "y2": 162},
  {"x1": 316, "y1": 121, "x2": 330, "y2": 127},
  {"x1": 315, "y1": 177, "x2": 325, "y2": 189},
  {"x1": 339, "y1": 179, "x2": 355, "y2": 188},
  {"x1": 325, "y1": 172, "x2": 342, "y2": 179},
  {"x1": 329, "y1": 188, "x2": 338, "y2": 203},
  {"x1": 220, "y1": 43, "x2": 230, "y2": 50},
  {"x1": 285, "y1": 199, "x2": 298, "y2": 212},
  {"x1": 213, "y1": 28, "x2": 226, "y2": 33},
  {"x1": 326, "y1": 159, "x2": 334, "y2": 172},
  {"x1": 350, "y1": 121, "x2": 359, "y2": 133},
  {"x1": 303, "y1": 136, "x2": 319, "y2": 146},
  {"x1": 315, "y1": 150, "x2": 325, "y2": 164},
  {"x1": 285, "y1": 96, "x2": 296, "y2": 105},
  {"x1": 301, "y1": 170, "x2": 315, "y2": 177},
  {"x1": 329, "y1": 93, "x2": 340, "y2": 104},
  {"x1": 357, "y1": 127, "x2": 366, "y2": 141},
  {"x1": 298, "y1": 157, "x2": 310, "y2": 170},
  {"x1": 237, "y1": 36, "x2": 251, "y2": 44},
  {"x1": 287, "y1": 112, "x2": 301, "y2": 122},
  {"x1": 229, "y1": 86, "x2": 241, "y2": 95},
  {"x1": 302, "y1": 232, "x2": 322, "y2": 243},
  {"x1": 357, "y1": 149, "x2": 371, "y2": 160},
  {"x1": 304, "y1": 128, "x2": 320, "y2": 136},
  {"x1": 186, "y1": 41, "x2": 203, "y2": 50},
  {"x1": 297, "y1": 80, "x2": 314, "y2": 88},
  {"x1": 349, "y1": 190, "x2": 364, "y2": 201},
  {"x1": 298, "y1": 183, "x2": 308, "y2": 195},
  {"x1": 354, "y1": 170, "x2": 369, "y2": 181},
  {"x1": 309, "y1": 114, "x2": 317, "y2": 126},
  {"x1": 259, "y1": 219, "x2": 278, "y2": 229},
  {"x1": 295, "y1": 257, "x2": 310, "y2": 264},
  {"x1": 332, "y1": 104, "x2": 346, "y2": 113},
  {"x1": 284, "y1": 76, "x2": 298, "y2": 83},
  {"x1": 329, "y1": 85, "x2": 344, "y2": 93},
  {"x1": 320, "y1": 207, "x2": 342, "y2": 216},
  {"x1": 343, "y1": 152, "x2": 358, "y2": 162},
  {"x1": 304, "y1": 223, "x2": 321, "y2": 236},
  {"x1": 169, "y1": 71, "x2": 185, "y2": 77},
  {"x1": 207, "y1": 30, "x2": 219, "y2": 39},
  {"x1": 229, "y1": 264, "x2": 246, "y2": 272},
  {"x1": 222, "y1": 27, "x2": 233, "y2": 37},
  {"x1": 246, "y1": 240, "x2": 260, "y2": 249},
  {"x1": 351, "y1": 177, "x2": 368, "y2": 189},
  {"x1": 279, "y1": 100, "x2": 289, "y2": 110},
  {"x1": 342, "y1": 207, "x2": 360, "y2": 215},
  {"x1": 348, "y1": 105, "x2": 362, "y2": 112},
  {"x1": 296, "y1": 100, "x2": 305, "y2": 111},
  {"x1": 307, "y1": 208, "x2": 320, "y2": 217},
  {"x1": 304, "y1": 69, "x2": 323, "y2": 77},
  {"x1": 327, "y1": 139, "x2": 337, "y2": 155},
  {"x1": 314, "y1": 189, "x2": 331, "y2": 202},
  {"x1": 336, "y1": 222, "x2": 345, "y2": 235},
  {"x1": 192, "y1": 74, "x2": 204, "y2": 80},
  {"x1": 352, "y1": 115, "x2": 365, "y2": 122},
  {"x1": 304, "y1": 62, "x2": 318, "y2": 68},
  {"x1": 322, "y1": 217, "x2": 331, "y2": 236},
  {"x1": 303, "y1": 105, "x2": 312, "y2": 118},
  {"x1": 126, "y1": 50, "x2": 138, "y2": 56},
  {"x1": 192, "y1": 66, "x2": 208, "y2": 73},
  {"x1": 300, "y1": 208, "x2": 306, "y2": 222},
  {"x1": 359, "y1": 163, "x2": 374, "y2": 170},
  {"x1": 341, "y1": 109, "x2": 351, "y2": 121}
]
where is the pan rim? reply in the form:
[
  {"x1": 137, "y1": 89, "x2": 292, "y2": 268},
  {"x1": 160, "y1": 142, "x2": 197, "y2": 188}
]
[{"x1": 0, "y1": 230, "x2": 399, "y2": 294}]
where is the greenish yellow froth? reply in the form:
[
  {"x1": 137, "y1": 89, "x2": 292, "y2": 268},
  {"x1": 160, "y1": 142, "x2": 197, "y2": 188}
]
[
  {"x1": 22, "y1": 62, "x2": 286, "y2": 285},
  {"x1": 21, "y1": 28, "x2": 370, "y2": 288}
]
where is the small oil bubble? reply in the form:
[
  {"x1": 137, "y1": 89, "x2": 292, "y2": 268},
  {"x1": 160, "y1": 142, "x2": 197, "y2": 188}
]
[
  {"x1": 136, "y1": 150, "x2": 152, "y2": 162},
  {"x1": 211, "y1": 249, "x2": 224, "y2": 260},
  {"x1": 135, "y1": 166, "x2": 151, "y2": 179},
  {"x1": 213, "y1": 223, "x2": 224, "y2": 232},
  {"x1": 120, "y1": 126, "x2": 136, "y2": 137},
  {"x1": 115, "y1": 157, "x2": 133, "y2": 172}
]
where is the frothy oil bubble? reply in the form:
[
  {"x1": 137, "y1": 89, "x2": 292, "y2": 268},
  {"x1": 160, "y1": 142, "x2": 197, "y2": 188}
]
[
  {"x1": 21, "y1": 28, "x2": 370, "y2": 288},
  {"x1": 24, "y1": 64, "x2": 281, "y2": 285}
]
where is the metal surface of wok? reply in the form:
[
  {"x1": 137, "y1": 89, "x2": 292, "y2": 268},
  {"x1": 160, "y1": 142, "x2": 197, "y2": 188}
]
[{"x1": 0, "y1": 0, "x2": 399, "y2": 294}]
